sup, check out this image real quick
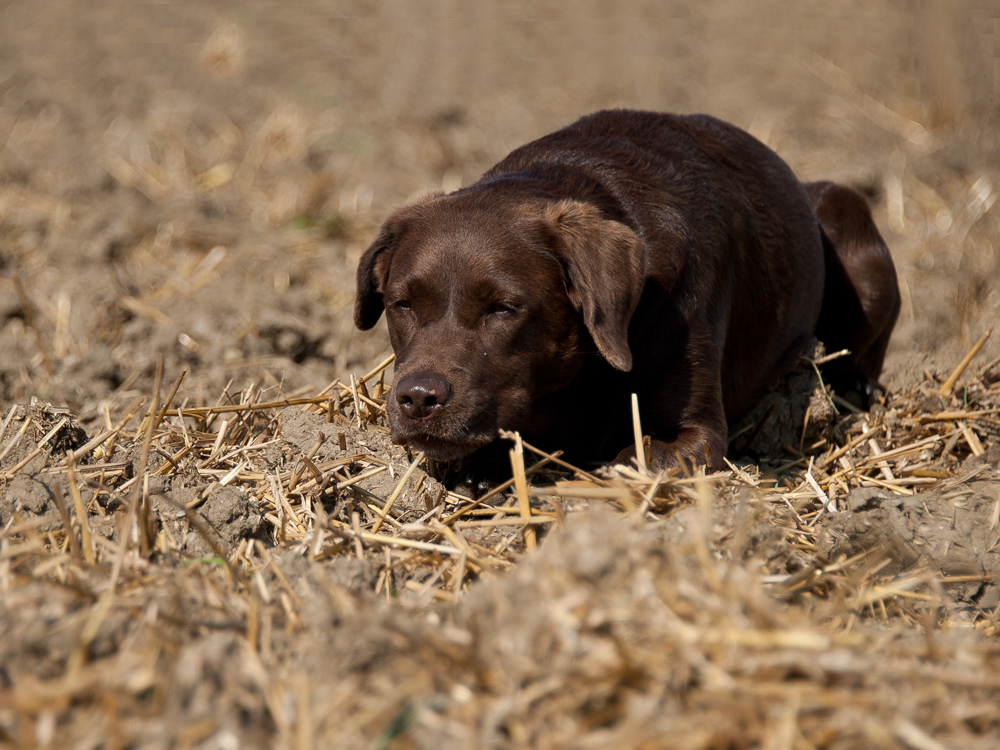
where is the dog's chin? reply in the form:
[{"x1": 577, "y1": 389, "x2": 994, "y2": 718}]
[{"x1": 392, "y1": 431, "x2": 495, "y2": 461}]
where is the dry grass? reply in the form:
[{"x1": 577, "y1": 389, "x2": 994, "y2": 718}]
[{"x1": 2, "y1": 334, "x2": 1000, "y2": 747}]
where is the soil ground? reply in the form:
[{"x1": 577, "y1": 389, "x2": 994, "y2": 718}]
[{"x1": 2, "y1": 1, "x2": 1000, "y2": 748}]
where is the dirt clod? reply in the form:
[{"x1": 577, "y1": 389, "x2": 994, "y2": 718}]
[
  {"x1": 204, "y1": 484, "x2": 264, "y2": 545},
  {"x1": 730, "y1": 340, "x2": 838, "y2": 459},
  {"x1": 817, "y1": 479, "x2": 1000, "y2": 605}
]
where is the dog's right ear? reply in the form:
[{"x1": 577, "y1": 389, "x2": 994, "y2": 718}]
[
  {"x1": 354, "y1": 193, "x2": 441, "y2": 330},
  {"x1": 354, "y1": 224, "x2": 396, "y2": 330}
]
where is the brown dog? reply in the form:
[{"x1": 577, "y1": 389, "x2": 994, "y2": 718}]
[{"x1": 355, "y1": 110, "x2": 899, "y2": 480}]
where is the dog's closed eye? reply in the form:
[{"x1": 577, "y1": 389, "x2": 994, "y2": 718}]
[{"x1": 485, "y1": 301, "x2": 519, "y2": 318}]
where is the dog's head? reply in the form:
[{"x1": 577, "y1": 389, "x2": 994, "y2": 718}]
[{"x1": 355, "y1": 190, "x2": 646, "y2": 460}]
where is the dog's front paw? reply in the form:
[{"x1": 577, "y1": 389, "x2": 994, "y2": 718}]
[
  {"x1": 442, "y1": 442, "x2": 515, "y2": 499},
  {"x1": 612, "y1": 439, "x2": 681, "y2": 472},
  {"x1": 613, "y1": 434, "x2": 722, "y2": 474},
  {"x1": 447, "y1": 472, "x2": 503, "y2": 500}
]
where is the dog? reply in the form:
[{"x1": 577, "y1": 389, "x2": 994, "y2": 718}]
[{"x1": 355, "y1": 110, "x2": 899, "y2": 480}]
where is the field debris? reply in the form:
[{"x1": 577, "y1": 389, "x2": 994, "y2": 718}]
[{"x1": 2, "y1": 339, "x2": 1000, "y2": 748}]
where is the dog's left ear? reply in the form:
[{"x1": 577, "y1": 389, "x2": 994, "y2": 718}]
[{"x1": 543, "y1": 200, "x2": 647, "y2": 371}]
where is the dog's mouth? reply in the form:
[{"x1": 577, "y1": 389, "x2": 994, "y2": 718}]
[
  {"x1": 392, "y1": 430, "x2": 495, "y2": 461},
  {"x1": 388, "y1": 406, "x2": 497, "y2": 460}
]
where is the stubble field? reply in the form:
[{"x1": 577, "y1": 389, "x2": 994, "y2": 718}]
[{"x1": 2, "y1": 1, "x2": 1000, "y2": 747}]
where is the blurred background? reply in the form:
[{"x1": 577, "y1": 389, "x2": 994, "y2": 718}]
[{"x1": 1, "y1": 0, "x2": 998, "y2": 423}]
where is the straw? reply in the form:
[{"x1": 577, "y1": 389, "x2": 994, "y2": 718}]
[{"x1": 939, "y1": 327, "x2": 992, "y2": 395}]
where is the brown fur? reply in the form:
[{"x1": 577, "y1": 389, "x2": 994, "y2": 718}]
[{"x1": 355, "y1": 110, "x2": 900, "y2": 475}]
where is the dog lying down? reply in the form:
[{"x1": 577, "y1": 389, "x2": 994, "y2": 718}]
[{"x1": 355, "y1": 109, "x2": 900, "y2": 485}]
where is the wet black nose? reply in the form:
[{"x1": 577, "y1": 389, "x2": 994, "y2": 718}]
[{"x1": 395, "y1": 375, "x2": 452, "y2": 419}]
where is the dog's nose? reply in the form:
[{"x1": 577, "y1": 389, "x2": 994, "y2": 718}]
[{"x1": 395, "y1": 375, "x2": 452, "y2": 419}]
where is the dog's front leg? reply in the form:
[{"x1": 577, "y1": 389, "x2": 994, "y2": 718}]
[{"x1": 614, "y1": 424, "x2": 727, "y2": 474}]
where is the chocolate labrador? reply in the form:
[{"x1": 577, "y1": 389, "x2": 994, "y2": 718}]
[{"x1": 355, "y1": 110, "x2": 899, "y2": 478}]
